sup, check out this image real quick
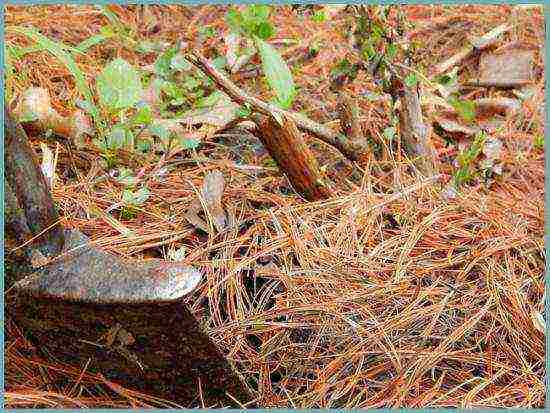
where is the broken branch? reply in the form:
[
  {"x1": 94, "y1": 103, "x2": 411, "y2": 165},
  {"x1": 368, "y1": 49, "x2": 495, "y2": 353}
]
[
  {"x1": 186, "y1": 52, "x2": 370, "y2": 162},
  {"x1": 254, "y1": 113, "x2": 334, "y2": 201}
]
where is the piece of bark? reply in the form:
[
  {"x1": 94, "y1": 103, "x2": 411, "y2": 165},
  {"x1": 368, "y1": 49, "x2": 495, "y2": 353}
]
[
  {"x1": 4, "y1": 109, "x2": 65, "y2": 265},
  {"x1": 186, "y1": 52, "x2": 370, "y2": 162},
  {"x1": 255, "y1": 113, "x2": 333, "y2": 201},
  {"x1": 469, "y1": 47, "x2": 534, "y2": 88},
  {"x1": 474, "y1": 97, "x2": 521, "y2": 116}
]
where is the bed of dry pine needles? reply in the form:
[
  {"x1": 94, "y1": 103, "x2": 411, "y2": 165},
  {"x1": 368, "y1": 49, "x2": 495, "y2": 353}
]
[{"x1": 4, "y1": 4, "x2": 546, "y2": 408}]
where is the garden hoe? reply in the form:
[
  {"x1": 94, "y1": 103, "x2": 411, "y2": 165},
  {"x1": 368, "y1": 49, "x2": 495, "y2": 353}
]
[{"x1": 4, "y1": 111, "x2": 254, "y2": 408}]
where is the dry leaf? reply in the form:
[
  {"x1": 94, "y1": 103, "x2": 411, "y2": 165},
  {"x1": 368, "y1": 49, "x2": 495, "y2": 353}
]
[
  {"x1": 29, "y1": 249, "x2": 49, "y2": 269},
  {"x1": 531, "y1": 311, "x2": 545, "y2": 334},
  {"x1": 186, "y1": 170, "x2": 227, "y2": 234},
  {"x1": 434, "y1": 116, "x2": 480, "y2": 136},
  {"x1": 14, "y1": 87, "x2": 93, "y2": 147},
  {"x1": 225, "y1": 32, "x2": 256, "y2": 73},
  {"x1": 475, "y1": 97, "x2": 521, "y2": 116}
]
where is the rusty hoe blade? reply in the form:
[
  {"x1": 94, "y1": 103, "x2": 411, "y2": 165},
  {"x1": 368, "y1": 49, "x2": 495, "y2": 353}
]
[
  {"x1": 14, "y1": 229, "x2": 203, "y2": 303},
  {"x1": 5, "y1": 111, "x2": 255, "y2": 407}
]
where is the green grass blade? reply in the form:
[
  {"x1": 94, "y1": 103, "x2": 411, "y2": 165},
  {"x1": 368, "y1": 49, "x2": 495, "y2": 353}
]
[{"x1": 75, "y1": 33, "x2": 112, "y2": 53}]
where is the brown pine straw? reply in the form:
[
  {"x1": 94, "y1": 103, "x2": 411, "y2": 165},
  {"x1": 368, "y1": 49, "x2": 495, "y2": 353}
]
[{"x1": 4, "y1": 4, "x2": 545, "y2": 408}]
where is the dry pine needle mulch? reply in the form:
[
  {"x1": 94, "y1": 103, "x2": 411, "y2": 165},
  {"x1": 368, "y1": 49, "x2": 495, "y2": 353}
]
[{"x1": 4, "y1": 4, "x2": 545, "y2": 408}]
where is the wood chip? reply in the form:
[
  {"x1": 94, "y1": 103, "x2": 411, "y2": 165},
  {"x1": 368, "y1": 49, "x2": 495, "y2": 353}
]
[{"x1": 471, "y1": 47, "x2": 534, "y2": 88}]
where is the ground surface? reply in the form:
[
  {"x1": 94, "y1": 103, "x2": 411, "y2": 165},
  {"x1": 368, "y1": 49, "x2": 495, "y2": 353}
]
[{"x1": 4, "y1": 4, "x2": 546, "y2": 408}]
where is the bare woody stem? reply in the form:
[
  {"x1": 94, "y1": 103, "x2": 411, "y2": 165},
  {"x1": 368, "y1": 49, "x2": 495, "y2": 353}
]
[
  {"x1": 254, "y1": 113, "x2": 334, "y2": 201},
  {"x1": 186, "y1": 52, "x2": 370, "y2": 162}
]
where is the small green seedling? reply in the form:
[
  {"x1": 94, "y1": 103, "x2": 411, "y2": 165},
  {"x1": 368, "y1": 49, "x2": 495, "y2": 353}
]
[
  {"x1": 226, "y1": 5, "x2": 296, "y2": 109},
  {"x1": 453, "y1": 131, "x2": 487, "y2": 187},
  {"x1": 534, "y1": 134, "x2": 544, "y2": 149},
  {"x1": 449, "y1": 97, "x2": 477, "y2": 124}
]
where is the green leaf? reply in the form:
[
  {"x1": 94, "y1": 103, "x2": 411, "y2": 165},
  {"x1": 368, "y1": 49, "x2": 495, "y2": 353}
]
[
  {"x1": 436, "y1": 66, "x2": 459, "y2": 87},
  {"x1": 154, "y1": 46, "x2": 178, "y2": 78},
  {"x1": 137, "y1": 139, "x2": 151, "y2": 153},
  {"x1": 371, "y1": 23, "x2": 385, "y2": 42},
  {"x1": 76, "y1": 98, "x2": 96, "y2": 115},
  {"x1": 122, "y1": 186, "x2": 150, "y2": 206},
  {"x1": 199, "y1": 26, "x2": 217, "y2": 39},
  {"x1": 170, "y1": 54, "x2": 192, "y2": 72},
  {"x1": 227, "y1": 5, "x2": 273, "y2": 39},
  {"x1": 168, "y1": 246, "x2": 187, "y2": 261},
  {"x1": 149, "y1": 122, "x2": 171, "y2": 141},
  {"x1": 453, "y1": 131, "x2": 486, "y2": 187},
  {"x1": 449, "y1": 97, "x2": 476, "y2": 123},
  {"x1": 226, "y1": 9, "x2": 244, "y2": 33},
  {"x1": 132, "y1": 104, "x2": 152, "y2": 125},
  {"x1": 311, "y1": 10, "x2": 326, "y2": 23},
  {"x1": 99, "y1": 25, "x2": 116, "y2": 37},
  {"x1": 255, "y1": 37, "x2": 296, "y2": 109},
  {"x1": 383, "y1": 127, "x2": 396, "y2": 141},
  {"x1": 97, "y1": 58, "x2": 143, "y2": 112},
  {"x1": 404, "y1": 73, "x2": 418, "y2": 88},
  {"x1": 247, "y1": 5, "x2": 270, "y2": 21},
  {"x1": 386, "y1": 43, "x2": 398, "y2": 60},
  {"x1": 76, "y1": 32, "x2": 112, "y2": 53},
  {"x1": 115, "y1": 167, "x2": 139, "y2": 186},
  {"x1": 256, "y1": 21, "x2": 274, "y2": 40},
  {"x1": 106, "y1": 124, "x2": 127, "y2": 150},
  {"x1": 182, "y1": 75, "x2": 201, "y2": 91},
  {"x1": 195, "y1": 91, "x2": 223, "y2": 108},
  {"x1": 93, "y1": 138, "x2": 108, "y2": 152},
  {"x1": 332, "y1": 58, "x2": 352, "y2": 76},
  {"x1": 211, "y1": 56, "x2": 228, "y2": 71},
  {"x1": 133, "y1": 187, "x2": 150, "y2": 204},
  {"x1": 362, "y1": 43, "x2": 376, "y2": 60},
  {"x1": 180, "y1": 136, "x2": 200, "y2": 150},
  {"x1": 236, "y1": 104, "x2": 252, "y2": 118}
]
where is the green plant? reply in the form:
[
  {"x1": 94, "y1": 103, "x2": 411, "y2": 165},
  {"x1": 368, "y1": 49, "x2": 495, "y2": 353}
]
[
  {"x1": 347, "y1": 5, "x2": 417, "y2": 91},
  {"x1": 311, "y1": 10, "x2": 327, "y2": 23},
  {"x1": 90, "y1": 57, "x2": 152, "y2": 163},
  {"x1": 97, "y1": 5, "x2": 139, "y2": 50},
  {"x1": 330, "y1": 58, "x2": 363, "y2": 88},
  {"x1": 534, "y1": 134, "x2": 544, "y2": 149},
  {"x1": 225, "y1": 5, "x2": 296, "y2": 109},
  {"x1": 453, "y1": 131, "x2": 487, "y2": 187},
  {"x1": 449, "y1": 97, "x2": 476, "y2": 124},
  {"x1": 112, "y1": 167, "x2": 150, "y2": 220}
]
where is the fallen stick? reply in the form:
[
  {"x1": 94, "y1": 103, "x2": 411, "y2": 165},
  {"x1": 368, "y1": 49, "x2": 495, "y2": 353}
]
[
  {"x1": 254, "y1": 112, "x2": 334, "y2": 201},
  {"x1": 186, "y1": 52, "x2": 370, "y2": 162}
]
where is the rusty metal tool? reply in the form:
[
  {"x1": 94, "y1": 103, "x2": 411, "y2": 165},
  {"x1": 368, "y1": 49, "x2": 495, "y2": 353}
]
[{"x1": 4, "y1": 110, "x2": 254, "y2": 408}]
